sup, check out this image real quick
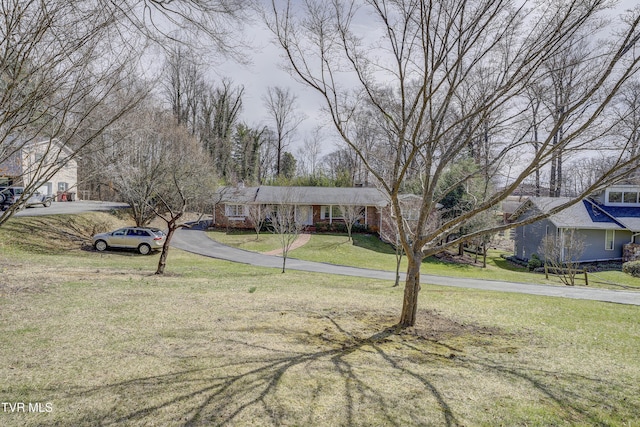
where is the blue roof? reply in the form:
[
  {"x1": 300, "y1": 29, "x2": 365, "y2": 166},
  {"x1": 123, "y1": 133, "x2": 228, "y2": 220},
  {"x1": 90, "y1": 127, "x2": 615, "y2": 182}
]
[
  {"x1": 585, "y1": 199, "x2": 640, "y2": 230},
  {"x1": 597, "y1": 203, "x2": 640, "y2": 219},
  {"x1": 583, "y1": 200, "x2": 621, "y2": 225}
]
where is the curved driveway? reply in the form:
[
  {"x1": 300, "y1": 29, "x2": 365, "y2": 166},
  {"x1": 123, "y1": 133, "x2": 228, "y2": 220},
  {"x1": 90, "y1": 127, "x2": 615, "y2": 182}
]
[{"x1": 172, "y1": 228, "x2": 640, "y2": 306}]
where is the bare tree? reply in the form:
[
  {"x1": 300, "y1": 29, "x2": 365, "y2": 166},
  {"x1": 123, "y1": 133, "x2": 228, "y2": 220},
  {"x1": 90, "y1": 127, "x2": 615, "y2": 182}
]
[
  {"x1": 258, "y1": 128, "x2": 279, "y2": 182},
  {"x1": 614, "y1": 78, "x2": 640, "y2": 164},
  {"x1": 263, "y1": 86, "x2": 304, "y2": 176},
  {"x1": 0, "y1": 0, "x2": 246, "y2": 225},
  {"x1": 0, "y1": 0, "x2": 147, "y2": 225},
  {"x1": 322, "y1": 148, "x2": 358, "y2": 186},
  {"x1": 296, "y1": 126, "x2": 324, "y2": 177},
  {"x1": 269, "y1": 0, "x2": 640, "y2": 327},
  {"x1": 246, "y1": 203, "x2": 268, "y2": 240},
  {"x1": 162, "y1": 44, "x2": 205, "y2": 130},
  {"x1": 379, "y1": 211, "x2": 405, "y2": 288},
  {"x1": 93, "y1": 103, "x2": 160, "y2": 226},
  {"x1": 268, "y1": 191, "x2": 304, "y2": 273},
  {"x1": 99, "y1": 0, "x2": 247, "y2": 58},
  {"x1": 149, "y1": 116, "x2": 217, "y2": 275},
  {"x1": 101, "y1": 105, "x2": 216, "y2": 274},
  {"x1": 338, "y1": 205, "x2": 364, "y2": 241},
  {"x1": 539, "y1": 229, "x2": 587, "y2": 286},
  {"x1": 198, "y1": 79, "x2": 244, "y2": 179},
  {"x1": 233, "y1": 123, "x2": 266, "y2": 184}
]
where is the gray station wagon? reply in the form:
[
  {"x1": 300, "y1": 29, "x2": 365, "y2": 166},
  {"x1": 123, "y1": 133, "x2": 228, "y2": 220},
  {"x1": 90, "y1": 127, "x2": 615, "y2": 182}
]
[{"x1": 92, "y1": 227, "x2": 166, "y2": 255}]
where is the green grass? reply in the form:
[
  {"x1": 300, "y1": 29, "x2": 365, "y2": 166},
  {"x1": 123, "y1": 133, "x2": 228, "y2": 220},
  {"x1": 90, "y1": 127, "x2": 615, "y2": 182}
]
[
  {"x1": 208, "y1": 231, "x2": 640, "y2": 290},
  {"x1": 1, "y1": 214, "x2": 640, "y2": 426},
  {"x1": 207, "y1": 230, "x2": 283, "y2": 253}
]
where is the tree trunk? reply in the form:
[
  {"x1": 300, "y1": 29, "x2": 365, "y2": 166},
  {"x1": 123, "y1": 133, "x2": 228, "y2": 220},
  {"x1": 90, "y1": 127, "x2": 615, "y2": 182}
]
[
  {"x1": 156, "y1": 226, "x2": 176, "y2": 275},
  {"x1": 482, "y1": 243, "x2": 487, "y2": 268},
  {"x1": 399, "y1": 252, "x2": 423, "y2": 327},
  {"x1": 394, "y1": 249, "x2": 403, "y2": 287}
]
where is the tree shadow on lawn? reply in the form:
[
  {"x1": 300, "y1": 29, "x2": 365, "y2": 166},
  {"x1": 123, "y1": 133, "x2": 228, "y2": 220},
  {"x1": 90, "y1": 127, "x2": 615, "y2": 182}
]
[{"x1": 56, "y1": 311, "x2": 637, "y2": 426}]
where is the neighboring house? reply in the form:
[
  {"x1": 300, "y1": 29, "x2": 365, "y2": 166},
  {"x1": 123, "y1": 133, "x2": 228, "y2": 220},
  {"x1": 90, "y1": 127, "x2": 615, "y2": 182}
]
[
  {"x1": 0, "y1": 138, "x2": 78, "y2": 200},
  {"x1": 511, "y1": 185, "x2": 640, "y2": 263},
  {"x1": 213, "y1": 185, "x2": 389, "y2": 232}
]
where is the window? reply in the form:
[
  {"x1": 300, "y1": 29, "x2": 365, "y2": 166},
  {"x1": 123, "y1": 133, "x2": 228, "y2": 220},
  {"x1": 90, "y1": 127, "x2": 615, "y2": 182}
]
[
  {"x1": 624, "y1": 192, "x2": 639, "y2": 204},
  {"x1": 607, "y1": 190, "x2": 640, "y2": 205},
  {"x1": 605, "y1": 229, "x2": 615, "y2": 251},
  {"x1": 58, "y1": 182, "x2": 68, "y2": 192},
  {"x1": 608, "y1": 192, "x2": 623, "y2": 203},
  {"x1": 320, "y1": 206, "x2": 343, "y2": 220},
  {"x1": 225, "y1": 204, "x2": 245, "y2": 217}
]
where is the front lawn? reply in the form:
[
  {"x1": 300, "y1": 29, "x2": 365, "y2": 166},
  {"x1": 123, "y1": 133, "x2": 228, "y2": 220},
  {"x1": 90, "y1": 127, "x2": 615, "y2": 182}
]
[
  {"x1": 207, "y1": 229, "x2": 283, "y2": 253},
  {"x1": 1, "y1": 214, "x2": 639, "y2": 425},
  {"x1": 208, "y1": 231, "x2": 640, "y2": 290}
]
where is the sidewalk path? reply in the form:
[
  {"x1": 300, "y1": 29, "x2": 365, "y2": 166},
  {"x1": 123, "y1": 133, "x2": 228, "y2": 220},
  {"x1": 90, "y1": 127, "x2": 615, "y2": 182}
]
[
  {"x1": 262, "y1": 233, "x2": 312, "y2": 255},
  {"x1": 172, "y1": 228, "x2": 640, "y2": 306}
]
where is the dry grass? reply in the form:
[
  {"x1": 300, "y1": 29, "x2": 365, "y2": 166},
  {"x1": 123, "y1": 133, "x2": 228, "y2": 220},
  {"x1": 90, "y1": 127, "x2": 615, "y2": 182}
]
[{"x1": 1, "y1": 214, "x2": 639, "y2": 426}]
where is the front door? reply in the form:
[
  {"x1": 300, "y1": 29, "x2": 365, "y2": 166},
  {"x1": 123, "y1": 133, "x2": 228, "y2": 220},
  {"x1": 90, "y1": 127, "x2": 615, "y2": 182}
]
[{"x1": 296, "y1": 206, "x2": 313, "y2": 226}]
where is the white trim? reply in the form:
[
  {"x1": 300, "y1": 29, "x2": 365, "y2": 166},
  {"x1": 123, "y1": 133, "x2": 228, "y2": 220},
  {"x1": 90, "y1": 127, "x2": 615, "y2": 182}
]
[
  {"x1": 225, "y1": 204, "x2": 246, "y2": 217},
  {"x1": 605, "y1": 187, "x2": 640, "y2": 207},
  {"x1": 605, "y1": 229, "x2": 615, "y2": 251}
]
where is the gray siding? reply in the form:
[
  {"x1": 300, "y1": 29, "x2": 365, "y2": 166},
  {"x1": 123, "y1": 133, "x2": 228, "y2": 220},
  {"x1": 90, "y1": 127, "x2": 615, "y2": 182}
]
[
  {"x1": 514, "y1": 216, "x2": 556, "y2": 261},
  {"x1": 576, "y1": 228, "x2": 631, "y2": 262},
  {"x1": 515, "y1": 221, "x2": 631, "y2": 262}
]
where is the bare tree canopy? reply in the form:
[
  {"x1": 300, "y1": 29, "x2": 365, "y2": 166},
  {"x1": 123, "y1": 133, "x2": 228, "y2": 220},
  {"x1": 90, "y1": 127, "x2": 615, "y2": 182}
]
[
  {"x1": 1, "y1": 0, "x2": 247, "y2": 224},
  {"x1": 263, "y1": 86, "x2": 305, "y2": 176},
  {"x1": 98, "y1": 0, "x2": 249, "y2": 57},
  {"x1": 268, "y1": 0, "x2": 640, "y2": 326},
  {"x1": 0, "y1": 0, "x2": 148, "y2": 224}
]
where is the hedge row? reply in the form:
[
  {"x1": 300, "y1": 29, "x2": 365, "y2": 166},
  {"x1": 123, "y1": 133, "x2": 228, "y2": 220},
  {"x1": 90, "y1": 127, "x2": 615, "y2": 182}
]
[{"x1": 622, "y1": 260, "x2": 640, "y2": 277}]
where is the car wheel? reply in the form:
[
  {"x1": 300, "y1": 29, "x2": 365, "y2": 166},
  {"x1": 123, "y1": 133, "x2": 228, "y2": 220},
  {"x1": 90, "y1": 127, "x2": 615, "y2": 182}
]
[
  {"x1": 95, "y1": 240, "x2": 108, "y2": 252},
  {"x1": 43, "y1": 200, "x2": 51, "y2": 207},
  {"x1": 138, "y1": 243, "x2": 151, "y2": 255}
]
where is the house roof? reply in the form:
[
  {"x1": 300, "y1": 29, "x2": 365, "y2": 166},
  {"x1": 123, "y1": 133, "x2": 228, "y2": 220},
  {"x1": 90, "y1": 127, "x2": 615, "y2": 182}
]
[
  {"x1": 256, "y1": 186, "x2": 388, "y2": 206},
  {"x1": 590, "y1": 201, "x2": 640, "y2": 232},
  {"x1": 511, "y1": 197, "x2": 630, "y2": 231},
  {"x1": 214, "y1": 186, "x2": 259, "y2": 204},
  {"x1": 216, "y1": 185, "x2": 389, "y2": 207}
]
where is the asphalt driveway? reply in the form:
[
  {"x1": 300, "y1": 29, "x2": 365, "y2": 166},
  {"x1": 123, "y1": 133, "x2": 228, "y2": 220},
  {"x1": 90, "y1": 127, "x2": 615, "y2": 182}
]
[
  {"x1": 172, "y1": 228, "x2": 640, "y2": 306},
  {"x1": 13, "y1": 200, "x2": 129, "y2": 217}
]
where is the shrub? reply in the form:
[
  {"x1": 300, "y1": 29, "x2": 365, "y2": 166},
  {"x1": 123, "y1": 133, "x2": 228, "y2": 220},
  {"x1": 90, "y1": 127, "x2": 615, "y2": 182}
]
[
  {"x1": 314, "y1": 221, "x2": 362, "y2": 234},
  {"x1": 622, "y1": 260, "x2": 640, "y2": 277},
  {"x1": 527, "y1": 254, "x2": 542, "y2": 271},
  {"x1": 503, "y1": 255, "x2": 528, "y2": 268}
]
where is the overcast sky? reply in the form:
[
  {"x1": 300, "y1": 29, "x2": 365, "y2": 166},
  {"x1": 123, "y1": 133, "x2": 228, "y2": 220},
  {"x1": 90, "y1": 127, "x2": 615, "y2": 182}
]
[{"x1": 215, "y1": 0, "x2": 640, "y2": 157}]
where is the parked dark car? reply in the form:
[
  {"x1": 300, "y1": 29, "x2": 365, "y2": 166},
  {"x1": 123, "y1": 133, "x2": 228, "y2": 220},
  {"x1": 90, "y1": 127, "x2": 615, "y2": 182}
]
[{"x1": 92, "y1": 227, "x2": 167, "y2": 255}]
